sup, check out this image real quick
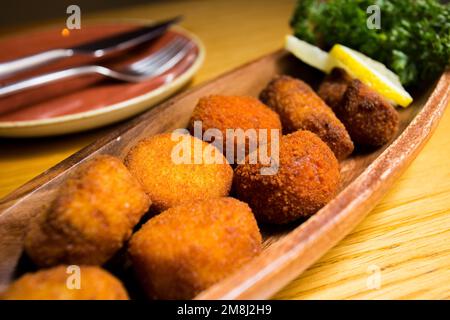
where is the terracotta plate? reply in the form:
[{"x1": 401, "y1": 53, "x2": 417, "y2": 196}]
[{"x1": 0, "y1": 22, "x2": 204, "y2": 137}]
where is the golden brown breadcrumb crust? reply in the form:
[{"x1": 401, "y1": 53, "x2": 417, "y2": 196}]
[
  {"x1": 1, "y1": 265, "x2": 129, "y2": 300},
  {"x1": 25, "y1": 155, "x2": 150, "y2": 267},
  {"x1": 318, "y1": 68, "x2": 353, "y2": 109},
  {"x1": 234, "y1": 130, "x2": 340, "y2": 224},
  {"x1": 188, "y1": 95, "x2": 282, "y2": 163},
  {"x1": 125, "y1": 133, "x2": 233, "y2": 213},
  {"x1": 260, "y1": 75, "x2": 354, "y2": 160},
  {"x1": 336, "y1": 79, "x2": 399, "y2": 146},
  {"x1": 128, "y1": 197, "x2": 262, "y2": 300}
]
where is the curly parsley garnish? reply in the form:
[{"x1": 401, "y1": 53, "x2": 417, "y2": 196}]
[{"x1": 290, "y1": 0, "x2": 450, "y2": 87}]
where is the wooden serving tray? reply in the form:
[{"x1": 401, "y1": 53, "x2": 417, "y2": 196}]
[{"x1": 0, "y1": 50, "x2": 449, "y2": 299}]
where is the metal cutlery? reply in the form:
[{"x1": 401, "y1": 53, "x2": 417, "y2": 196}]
[
  {"x1": 0, "y1": 36, "x2": 193, "y2": 98},
  {"x1": 0, "y1": 16, "x2": 181, "y2": 79}
]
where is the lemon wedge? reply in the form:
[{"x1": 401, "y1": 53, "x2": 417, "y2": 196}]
[
  {"x1": 285, "y1": 35, "x2": 338, "y2": 73},
  {"x1": 285, "y1": 35, "x2": 413, "y2": 107},
  {"x1": 330, "y1": 44, "x2": 413, "y2": 107}
]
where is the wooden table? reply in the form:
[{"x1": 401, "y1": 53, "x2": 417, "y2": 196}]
[{"x1": 0, "y1": 0, "x2": 449, "y2": 299}]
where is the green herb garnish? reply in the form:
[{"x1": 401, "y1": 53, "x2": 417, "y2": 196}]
[{"x1": 290, "y1": 0, "x2": 450, "y2": 87}]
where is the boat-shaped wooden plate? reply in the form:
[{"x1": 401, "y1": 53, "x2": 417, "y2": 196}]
[{"x1": 0, "y1": 50, "x2": 449, "y2": 299}]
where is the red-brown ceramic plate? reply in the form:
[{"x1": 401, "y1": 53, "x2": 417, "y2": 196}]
[{"x1": 0, "y1": 21, "x2": 204, "y2": 137}]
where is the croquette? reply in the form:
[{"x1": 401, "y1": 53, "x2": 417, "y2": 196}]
[
  {"x1": 1, "y1": 265, "x2": 129, "y2": 300},
  {"x1": 25, "y1": 155, "x2": 150, "y2": 267},
  {"x1": 317, "y1": 68, "x2": 353, "y2": 109},
  {"x1": 128, "y1": 197, "x2": 262, "y2": 299},
  {"x1": 260, "y1": 75, "x2": 354, "y2": 160},
  {"x1": 335, "y1": 79, "x2": 399, "y2": 146},
  {"x1": 189, "y1": 95, "x2": 282, "y2": 164},
  {"x1": 234, "y1": 130, "x2": 340, "y2": 224},
  {"x1": 125, "y1": 133, "x2": 233, "y2": 213}
]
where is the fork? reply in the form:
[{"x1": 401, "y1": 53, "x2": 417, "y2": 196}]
[{"x1": 0, "y1": 37, "x2": 193, "y2": 98}]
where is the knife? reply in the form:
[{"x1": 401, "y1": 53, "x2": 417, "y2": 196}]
[{"x1": 0, "y1": 16, "x2": 182, "y2": 79}]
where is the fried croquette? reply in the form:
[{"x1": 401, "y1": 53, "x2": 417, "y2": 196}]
[
  {"x1": 25, "y1": 155, "x2": 150, "y2": 267},
  {"x1": 335, "y1": 79, "x2": 399, "y2": 146},
  {"x1": 189, "y1": 95, "x2": 282, "y2": 163},
  {"x1": 128, "y1": 197, "x2": 262, "y2": 299},
  {"x1": 1, "y1": 265, "x2": 128, "y2": 300},
  {"x1": 317, "y1": 67, "x2": 353, "y2": 109},
  {"x1": 125, "y1": 133, "x2": 233, "y2": 213},
  {"x1": 234, "y1": 130, "x2": 340, "y2": 224},
  {"x1": 260, "y1": 75, "x2": 354, "y2": 160}
]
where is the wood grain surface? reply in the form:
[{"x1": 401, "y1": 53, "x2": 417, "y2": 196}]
[{"x1": 0, "y1": 0, "x2": 449, "y2": 299}]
